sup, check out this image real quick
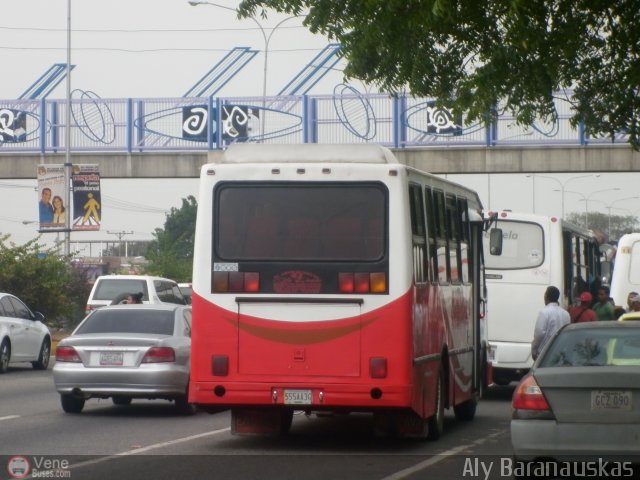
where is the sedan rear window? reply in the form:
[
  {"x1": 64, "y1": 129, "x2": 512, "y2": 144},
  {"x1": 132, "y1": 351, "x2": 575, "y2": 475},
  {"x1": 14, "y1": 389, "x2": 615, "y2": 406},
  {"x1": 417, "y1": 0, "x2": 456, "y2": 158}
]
[
  {"x1": 76, "y1": 310, "x2": 175, "y2": 335},
  {"x1": 540, "y1": 327, "x2": 640, "y2": 367}
]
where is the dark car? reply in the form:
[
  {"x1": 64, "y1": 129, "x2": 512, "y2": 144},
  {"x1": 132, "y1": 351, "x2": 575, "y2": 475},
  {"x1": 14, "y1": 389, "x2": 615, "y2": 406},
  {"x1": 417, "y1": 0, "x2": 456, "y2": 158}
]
[{"x1": 511, "y1": 321, "x2": 640, "y2": 463}]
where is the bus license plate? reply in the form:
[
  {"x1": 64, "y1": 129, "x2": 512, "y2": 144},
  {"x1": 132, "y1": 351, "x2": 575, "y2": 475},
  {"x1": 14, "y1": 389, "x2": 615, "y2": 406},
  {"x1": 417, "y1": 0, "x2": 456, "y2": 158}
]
[
  {"x1": 100, "y1": 352, "x2": 124, "y2": 366},
  {"x1": 284, "y1": 389, "x2": 312, "y2": 405},
  {"x1": 591, "y1": 390, "x2": 632, "y2": 411}
]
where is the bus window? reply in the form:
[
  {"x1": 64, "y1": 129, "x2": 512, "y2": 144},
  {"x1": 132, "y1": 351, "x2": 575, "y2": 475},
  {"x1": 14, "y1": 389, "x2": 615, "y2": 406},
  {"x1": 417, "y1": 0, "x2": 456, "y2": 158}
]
[
  {"x1": 409, "y1": 184, "x2": 427, "y2": 283},
  {"x1": 433, "y1": 189, "x2": 449, "y2": 283},
  {"x1": 215, "y1": 183, "x2": 386, "y2": 262},
  {"x1": 424, "y1": 187, "x2": 438, "y2": 282}
]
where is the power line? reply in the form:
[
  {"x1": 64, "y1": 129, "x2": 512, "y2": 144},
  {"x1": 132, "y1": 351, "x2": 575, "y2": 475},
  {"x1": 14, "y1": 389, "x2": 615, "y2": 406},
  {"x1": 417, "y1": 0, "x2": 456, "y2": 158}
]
[
  {"x1": 0, "y1": 25, "x2": 305, "y2": 33},
  {"x1": 0, "y1": 45, "x2": 323, "y2": 54}
]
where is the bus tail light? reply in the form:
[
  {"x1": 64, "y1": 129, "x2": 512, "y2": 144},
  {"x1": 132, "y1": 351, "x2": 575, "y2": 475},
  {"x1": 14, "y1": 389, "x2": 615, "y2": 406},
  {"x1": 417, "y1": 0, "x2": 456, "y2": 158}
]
[
  {"x1": 213, "y1": 272, "x2": 260, "y2": 293},
  {"x1": 338, "y1": 273, "x2": 354, "y2": 293},
  {"x1": 339, "y1": 272, "x2": 386, "y2": 293},
  {"x1": 212, "y1": 355, "x2": 229, "y2": 376},
  {"x1": 370, "y1": 357, "x2": 387, "y2": 378}
]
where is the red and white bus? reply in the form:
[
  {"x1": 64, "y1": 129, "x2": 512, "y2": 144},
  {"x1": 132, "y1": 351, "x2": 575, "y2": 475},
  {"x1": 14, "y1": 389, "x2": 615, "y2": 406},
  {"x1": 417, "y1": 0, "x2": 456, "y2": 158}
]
[{"x1": 189, "y1": 144, "x2": 487, "y2": 439}]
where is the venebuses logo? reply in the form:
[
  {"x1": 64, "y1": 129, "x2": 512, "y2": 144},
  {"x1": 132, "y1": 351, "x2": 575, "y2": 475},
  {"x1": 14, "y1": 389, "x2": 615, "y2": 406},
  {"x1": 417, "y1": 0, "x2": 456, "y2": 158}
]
[{"x1": 7, "y1": 456, "x2": 30, "y2": 479}]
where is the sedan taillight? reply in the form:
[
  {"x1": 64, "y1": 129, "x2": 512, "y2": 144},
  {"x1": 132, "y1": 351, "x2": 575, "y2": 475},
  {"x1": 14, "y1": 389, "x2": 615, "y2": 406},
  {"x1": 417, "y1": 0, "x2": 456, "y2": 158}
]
[
  {"x1": 512, "y1": 374, "x2": 554, "y2": 419},
  {"x1": 142, "y1": 347, "x2": 175, "y2": 363},
  {"x1": 56, "y1": 346, "x2": 81, "y2": 363}
]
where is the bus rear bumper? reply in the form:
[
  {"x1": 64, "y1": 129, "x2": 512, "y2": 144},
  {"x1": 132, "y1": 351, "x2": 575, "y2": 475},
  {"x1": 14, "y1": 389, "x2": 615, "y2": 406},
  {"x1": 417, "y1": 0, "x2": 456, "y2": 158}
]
[{"x1": 189, "y1": 381, "x2": 413, "y2": 410}]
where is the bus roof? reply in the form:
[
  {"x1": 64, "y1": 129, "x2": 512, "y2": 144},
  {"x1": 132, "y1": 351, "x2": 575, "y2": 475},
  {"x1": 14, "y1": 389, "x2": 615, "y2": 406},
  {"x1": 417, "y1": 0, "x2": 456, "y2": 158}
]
[{"x1": 218, "y1": 144, "x2": 399, "y2": 164}]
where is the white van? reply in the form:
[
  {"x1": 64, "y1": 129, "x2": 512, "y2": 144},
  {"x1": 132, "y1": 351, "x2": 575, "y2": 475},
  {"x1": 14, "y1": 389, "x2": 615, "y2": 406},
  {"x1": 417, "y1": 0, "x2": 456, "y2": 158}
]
[
  {"x1": 85, "y1": 275, "x2": 188, "y2": 313},
  {"x1": 610, "y1": 233, "x2": 640, "y2": 309}
]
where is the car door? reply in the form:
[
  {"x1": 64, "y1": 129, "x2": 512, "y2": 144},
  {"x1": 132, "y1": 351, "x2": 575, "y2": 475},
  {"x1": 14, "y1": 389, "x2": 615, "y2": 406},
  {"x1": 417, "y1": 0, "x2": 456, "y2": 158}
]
[
  {"x1": 9, "y1": 296, "x2": 42, "y2": 360},
  {"x1": 0, "y1": 296, "x2": 28, "y2": 361}
]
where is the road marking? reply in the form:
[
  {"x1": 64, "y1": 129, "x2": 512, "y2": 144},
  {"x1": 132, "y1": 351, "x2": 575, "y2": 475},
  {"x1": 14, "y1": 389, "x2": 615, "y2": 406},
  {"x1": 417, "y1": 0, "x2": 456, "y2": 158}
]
[
  {"x1": 0, "y1": 415, "x2": 20, "y2": 422},
  {"x1": 67, "y1": 427, "x2": 231, "y2": 472},
  {"x1": 380, "y1": 430, "x2": 506, "y2": 480}
]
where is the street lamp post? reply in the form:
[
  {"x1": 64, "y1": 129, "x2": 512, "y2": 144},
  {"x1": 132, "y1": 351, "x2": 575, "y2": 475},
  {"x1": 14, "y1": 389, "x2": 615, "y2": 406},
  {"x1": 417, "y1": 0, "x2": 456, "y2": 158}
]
[
  {"x1": 188, "y1": 1, "x2": 300, "y2": 101},
  {"x1": 560, "y1": 188, "x2": 621, "y2": 228},
  {"x1": 64, "y1": 0, "x2": 72, "y2": 256},
  {"x1": 526, "y1": 174, "x2": 600, "y2": 218}
]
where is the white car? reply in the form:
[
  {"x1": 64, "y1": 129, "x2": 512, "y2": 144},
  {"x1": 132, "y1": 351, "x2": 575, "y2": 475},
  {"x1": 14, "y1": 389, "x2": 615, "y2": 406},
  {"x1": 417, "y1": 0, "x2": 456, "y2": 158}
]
[
  {"x1": 0, "y1": 293, "x2": 51, "y2": 373},
  {"x1": 85, "y1": 275, "x2": 188, "y2": 313}
]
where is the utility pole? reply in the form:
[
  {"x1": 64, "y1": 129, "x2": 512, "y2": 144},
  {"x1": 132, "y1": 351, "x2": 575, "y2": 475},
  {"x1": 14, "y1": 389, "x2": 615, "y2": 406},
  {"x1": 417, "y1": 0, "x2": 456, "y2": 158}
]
[{"x1": 107, "y1": 230, "x2": 134, "y2": 257}]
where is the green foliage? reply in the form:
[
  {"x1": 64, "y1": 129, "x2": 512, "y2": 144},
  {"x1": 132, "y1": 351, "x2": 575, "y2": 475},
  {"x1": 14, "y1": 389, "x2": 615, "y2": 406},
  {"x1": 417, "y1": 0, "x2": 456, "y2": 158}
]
[
  {"x1": 0, "y1": 235, "x2": 91, "y2": 329},
  {"x1": 238, "y1": 0, "x2": 640, "y2": 148},
  {"x1": 144, "y1": 196, "x2": 197, "y2": 282},
  {"x1": 565, "y1": 211, "x2": 639, "y2": 243}
]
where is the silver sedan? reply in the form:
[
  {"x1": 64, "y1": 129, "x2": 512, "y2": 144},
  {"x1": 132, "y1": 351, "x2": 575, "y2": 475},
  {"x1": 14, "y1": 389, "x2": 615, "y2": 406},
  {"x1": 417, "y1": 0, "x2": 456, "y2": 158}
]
[
  {"x1": 511, "y1": 321, "x2": 640, "y2": 467},
  {"x1": 53, "y1": 304, "x2": 194, "y2": 414}
]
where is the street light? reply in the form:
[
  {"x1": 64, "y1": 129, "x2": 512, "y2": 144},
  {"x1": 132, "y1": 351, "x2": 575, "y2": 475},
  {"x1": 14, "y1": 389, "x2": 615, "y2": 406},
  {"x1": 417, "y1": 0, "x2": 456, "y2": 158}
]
[
  {"x1": 526, "y1": 174, "x2": 600, "y2": 218},
  {"x1": 188, "y1": 1, "x2": 301, "y2": 100},
  {"x1": 558, "y1": 188, "x2": 621, "y2": 228},
  {"x1": 64, "y1": 0, "x2": 72, "y2": 256}
]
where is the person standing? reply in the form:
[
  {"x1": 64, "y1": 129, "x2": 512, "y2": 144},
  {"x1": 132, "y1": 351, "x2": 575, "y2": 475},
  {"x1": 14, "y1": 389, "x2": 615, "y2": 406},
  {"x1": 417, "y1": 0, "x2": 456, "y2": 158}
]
[
  {"x1": 531, "y1": 286, "x2": 571, "y2": 361},
  {"x1": 592, "y1": 286, "x2": 615, "y2": 321},
  {"x1": 38, "y1": 187, "x2": 54, "y2": 224},
  {"x1": 568, "y1": 292, "x2": 597, "y2": 323}
]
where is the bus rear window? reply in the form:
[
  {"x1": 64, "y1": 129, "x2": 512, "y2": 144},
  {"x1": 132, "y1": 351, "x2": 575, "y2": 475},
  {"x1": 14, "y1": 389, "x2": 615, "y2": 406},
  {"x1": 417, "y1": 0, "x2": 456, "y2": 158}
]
[
  {"x1": 215, "y1": 183, "x2": 387, "y2": 261},
  {"x1": 484, "y1": 220, "x2": 544, "y2": 269}
]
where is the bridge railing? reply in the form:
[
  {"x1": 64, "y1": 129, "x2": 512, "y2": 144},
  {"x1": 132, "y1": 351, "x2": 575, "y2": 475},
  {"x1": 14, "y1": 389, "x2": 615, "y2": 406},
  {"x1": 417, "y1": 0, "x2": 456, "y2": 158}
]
[{"x1": 0, "y1": 91, "x2": 628, "y2": 153}]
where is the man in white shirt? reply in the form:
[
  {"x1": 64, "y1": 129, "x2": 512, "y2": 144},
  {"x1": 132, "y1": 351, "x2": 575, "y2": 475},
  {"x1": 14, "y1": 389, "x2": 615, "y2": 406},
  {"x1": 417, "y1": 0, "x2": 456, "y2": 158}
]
[{"x1": 531, "y1": 286, "x2": 570, "y2": 361}]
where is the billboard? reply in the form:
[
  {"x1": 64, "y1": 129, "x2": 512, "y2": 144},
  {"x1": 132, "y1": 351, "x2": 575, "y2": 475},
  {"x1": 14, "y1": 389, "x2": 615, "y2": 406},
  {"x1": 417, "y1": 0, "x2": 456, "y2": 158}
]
[
  {"x1": 36, "y1": 164, "x2": 101, "y2": 232},
  {"x1": 72, "y1": 164, "x2": 101, "y2": 231}
]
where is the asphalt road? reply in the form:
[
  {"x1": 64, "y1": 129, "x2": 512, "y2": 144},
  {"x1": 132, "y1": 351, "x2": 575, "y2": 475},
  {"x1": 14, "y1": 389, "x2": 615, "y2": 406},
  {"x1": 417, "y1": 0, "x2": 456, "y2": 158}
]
[{"x1": 0, "y1": 360, "x2": 516, "y2": 480}]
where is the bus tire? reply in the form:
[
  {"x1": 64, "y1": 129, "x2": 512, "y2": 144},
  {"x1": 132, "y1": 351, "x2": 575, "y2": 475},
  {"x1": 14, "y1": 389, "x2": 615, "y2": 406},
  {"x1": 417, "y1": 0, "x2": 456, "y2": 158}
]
[
  {"x1": 427, "y1": 364, "x2": 445, "y2": 440},
  {"x1": 453, "y1": 396, "x2": 477, "y2": 421}
]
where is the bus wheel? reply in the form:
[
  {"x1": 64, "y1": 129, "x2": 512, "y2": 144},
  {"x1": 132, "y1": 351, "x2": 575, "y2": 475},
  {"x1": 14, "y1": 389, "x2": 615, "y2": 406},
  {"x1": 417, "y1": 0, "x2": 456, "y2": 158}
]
[
  {"x1": 453, "y1": 396, "x2": 477, "y2": 421},
  {"x1": 279, "y1": 409, "x2": 294, "y2": 435},
  {"x1": 427, "y1": 364, "x2": 445, "y2": 440}
]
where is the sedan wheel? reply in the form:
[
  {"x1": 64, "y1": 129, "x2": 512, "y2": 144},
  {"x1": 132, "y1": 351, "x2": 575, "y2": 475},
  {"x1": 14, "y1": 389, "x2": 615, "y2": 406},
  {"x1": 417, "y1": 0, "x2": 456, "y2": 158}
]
[
  {"x1": 60, "y1": 394, "x2": 85, "y2": 414},
  {"x1": 32, "y1": 338, "x2": 51, "y2": 370},
  {"x1": 175, "y1": 395, "x2": 197, "y2": 416},
  {"x1": 0, "y1": 340, "x2": 10, "y2": 374},
  {"x1": 112, "y1": 396, "x2": 132, "y2": 406}
]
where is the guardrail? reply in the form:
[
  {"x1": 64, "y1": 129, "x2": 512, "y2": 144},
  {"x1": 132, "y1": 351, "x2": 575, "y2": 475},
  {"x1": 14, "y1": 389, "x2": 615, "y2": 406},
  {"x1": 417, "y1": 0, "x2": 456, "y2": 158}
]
[{"x1": 0, "y1": 89, "x2": 628, "y2": 153}]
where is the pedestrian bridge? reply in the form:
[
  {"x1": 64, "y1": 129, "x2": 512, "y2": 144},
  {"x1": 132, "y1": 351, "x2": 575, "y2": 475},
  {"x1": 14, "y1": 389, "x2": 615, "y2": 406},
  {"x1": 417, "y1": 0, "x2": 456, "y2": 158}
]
[{"x1": 0, "y1": 91, "x2": 637, "y2": 178}]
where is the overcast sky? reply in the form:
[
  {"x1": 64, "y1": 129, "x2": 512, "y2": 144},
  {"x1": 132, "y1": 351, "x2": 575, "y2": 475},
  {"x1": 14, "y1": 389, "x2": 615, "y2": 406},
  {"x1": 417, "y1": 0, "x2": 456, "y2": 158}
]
[{"x1": 1, "y1": 1, "x2": 639, "y2": 251}]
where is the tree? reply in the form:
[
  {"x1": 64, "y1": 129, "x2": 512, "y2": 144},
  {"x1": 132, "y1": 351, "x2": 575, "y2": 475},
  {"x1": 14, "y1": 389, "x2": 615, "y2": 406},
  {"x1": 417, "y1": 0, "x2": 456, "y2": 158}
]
[
  {"x1": 565, "y1": 211, "x2": 639, "y2": 242},
  {"x1": 144, "y1": 196, "x2": 197, "y2": 282},
  {"x1": 238, "y1": 0, "x2": 640, "y2": 148},
  {"x1": 0, "y1": 236, "x2": 91, "y2": 329}
]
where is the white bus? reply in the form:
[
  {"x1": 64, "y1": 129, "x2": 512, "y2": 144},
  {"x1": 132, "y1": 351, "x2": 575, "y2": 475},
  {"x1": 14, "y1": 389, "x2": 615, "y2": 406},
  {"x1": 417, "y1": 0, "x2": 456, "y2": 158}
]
[
  {"x1": 610, "y1": 233, "x2": 640, "y2": 309},
  {"x1": 190, "y1": 143, "x2": 488, "y2": 438},
  {"x1": 483, "y1": 211, "x2": 602, "y2": 385}
]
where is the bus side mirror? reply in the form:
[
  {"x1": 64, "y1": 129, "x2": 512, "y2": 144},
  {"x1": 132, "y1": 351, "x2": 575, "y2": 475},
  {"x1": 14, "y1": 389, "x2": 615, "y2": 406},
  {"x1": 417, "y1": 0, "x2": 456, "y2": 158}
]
[{"x1": 489, "y1": 228, "x2": 503, "y2": 256}]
